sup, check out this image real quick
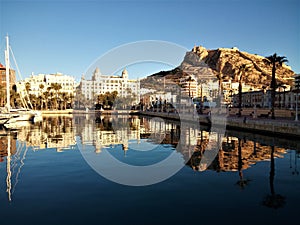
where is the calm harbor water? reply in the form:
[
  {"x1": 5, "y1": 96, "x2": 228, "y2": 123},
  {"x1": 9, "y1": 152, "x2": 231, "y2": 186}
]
[{"x1": 0, "y1": 115, "x2": 299, "y2": 225}]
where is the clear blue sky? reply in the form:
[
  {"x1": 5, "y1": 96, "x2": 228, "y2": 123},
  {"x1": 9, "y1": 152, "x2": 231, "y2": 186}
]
[{"x1": 0, "y1": 0, "x2": 299, "y2": 82}]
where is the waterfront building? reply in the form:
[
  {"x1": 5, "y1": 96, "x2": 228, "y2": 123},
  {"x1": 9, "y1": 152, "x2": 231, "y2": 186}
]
[
  {"x1": 231, "y1": 88, "x2": 299, "y2": 109},
  {"x1": 0, "y1": 63, "x2": 16, "y2": 87},
  {"x1": 16, "y1": 73, "x2": 76, "y2": 101},
  {"x1": 17, "y1": 72, "x2": 76, "y2": 97},
  {"x1": 141, "y1": 91, "x2": 177, "y2": 110},
  {"x1": 80, "y1": 68, "x2": 140, "y2": 104},
  {"x1": 0, "y1": 63, "x2": 16, "y2": 106},
  {"x1": 294, "y1": 74, "x2": 300, "y2": 91},
  {"x1": 180, "y1": 75, "x2": 197, "y2": 98},
  {"x1": 140, "y1": 88, "x2": 156, "y2": 96}
]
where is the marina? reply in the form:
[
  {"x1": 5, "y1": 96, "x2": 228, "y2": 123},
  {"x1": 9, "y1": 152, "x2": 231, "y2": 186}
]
[
  {"x1": 0, "y1": 1, "x2": 299, "y2": 224},
  {"x1": 0, "y1": 114, "x2": 299, "y2": 224}
]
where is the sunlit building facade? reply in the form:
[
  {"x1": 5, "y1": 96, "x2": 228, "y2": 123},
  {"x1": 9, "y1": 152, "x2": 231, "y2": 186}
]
[
  {"x1": 18, "y1": 72, "x2": 76, "y2": 96},
  {"x1": 80, "y1": 68, "x2": 140, "y2": 104}
]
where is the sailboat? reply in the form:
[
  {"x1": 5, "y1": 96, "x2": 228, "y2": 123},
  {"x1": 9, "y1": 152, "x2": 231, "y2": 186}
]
[{"x1": 1, "y1": 35, "x2": 42, "y2": 128}]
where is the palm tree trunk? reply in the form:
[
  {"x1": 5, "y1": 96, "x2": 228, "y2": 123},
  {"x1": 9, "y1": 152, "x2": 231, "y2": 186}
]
[
  {"x1": 238, "y1": 80, "x2": 242, "y2": 117},
  {"x1": 270, "y1": 146, "x2": 275, "y2": 195},
  {"x1": 271, "y1": 62, "x2": 277, "y2": 119}
]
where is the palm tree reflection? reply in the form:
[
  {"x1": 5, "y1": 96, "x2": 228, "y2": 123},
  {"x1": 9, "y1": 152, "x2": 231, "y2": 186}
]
[
  {"x1": 262, "y1": 145, "x2": 286, "y2": 209},
  {"x1": 236, "y1": 138, "x2": 250, "y2": 189}
]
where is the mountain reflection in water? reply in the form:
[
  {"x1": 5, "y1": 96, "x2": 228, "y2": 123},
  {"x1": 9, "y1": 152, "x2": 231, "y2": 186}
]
[{"x1": 0, "y1": 114, "x2": 299, "y2": 225}]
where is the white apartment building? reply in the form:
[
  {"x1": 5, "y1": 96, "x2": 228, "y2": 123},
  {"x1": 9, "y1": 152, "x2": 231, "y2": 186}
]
[
  {"x1": 18, "y1": 72, "x2": 76, "y2": 96},
  {"x1": 80, "y1": 68, "x2": 140, "y2": 104}
]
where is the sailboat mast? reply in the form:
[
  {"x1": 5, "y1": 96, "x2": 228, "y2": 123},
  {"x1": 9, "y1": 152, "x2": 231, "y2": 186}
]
[
  {"x1": 5, "y1": 35, "x2": 10, "y2": 112},
  {"x1": 6, "y1": 133, "x2": 12, "y2": 202}
]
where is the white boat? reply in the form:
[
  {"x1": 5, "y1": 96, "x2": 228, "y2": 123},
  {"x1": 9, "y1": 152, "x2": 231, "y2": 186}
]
[
  {"x1": 4, "y1": 120, "x2": 33, "y2": 129},
  {"x1": 0, "y1": 113, "x2": 15, "y2": 125}
]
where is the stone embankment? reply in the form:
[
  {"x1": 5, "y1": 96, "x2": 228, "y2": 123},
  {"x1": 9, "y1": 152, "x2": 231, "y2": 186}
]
[
  {"x1": 139, "y1": 111, "x2": 300, "y2": 138},
  {"x1": 42, "y1": 109, "x2": 73, "y2": 114}
]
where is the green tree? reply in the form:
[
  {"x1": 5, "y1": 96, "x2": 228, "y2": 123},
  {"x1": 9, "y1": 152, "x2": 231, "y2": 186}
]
[
  {"x1": 39, "y1": 84, "x2": 45, "y2": 110},
  {"x1": 29, "y1": 94, "x2": 38, "y2": 110},
  {"x1": 10, "y1": 88, "x2": 21, "y2": 108},
  {"x1": 265, "y1": 53, "x2": 288, "y2": 119},
  {"x1": 50, "y1": 83, "x2": 62, "y2": 110},
  {"x1": 43, "y1": 87, "x2": 52, "y2": 110},
  {"x1": 69, "y1": 94, "x2": 74, "y2": 109},
  {"x1": 60, "y1": 92, "x2": 70, "y2": 110}
]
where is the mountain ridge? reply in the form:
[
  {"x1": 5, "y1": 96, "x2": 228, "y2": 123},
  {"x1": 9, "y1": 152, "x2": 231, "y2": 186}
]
[{"x1": 143, "y1": 46, "x2": 295, "y2": 90}]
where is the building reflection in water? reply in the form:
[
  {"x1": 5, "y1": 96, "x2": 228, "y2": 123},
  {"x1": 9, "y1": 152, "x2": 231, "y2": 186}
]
[
  {"x1": 17, "y1": 115, "x2": 76, "y2": 152},
  {"x1": 0, "y1": 114, "x2": 299, "y2": 203},
  {"x1": 0, "y1": 116, "x2": 76, "y2": 201}
]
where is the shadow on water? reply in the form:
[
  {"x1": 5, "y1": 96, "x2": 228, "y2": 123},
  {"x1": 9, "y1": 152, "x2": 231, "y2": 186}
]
[{"x1": 0, "y1": 114, "x2": 299, "y2": 225}]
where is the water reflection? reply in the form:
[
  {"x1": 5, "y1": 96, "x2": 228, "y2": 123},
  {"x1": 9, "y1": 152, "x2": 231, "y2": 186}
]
[
  {"x1": 0, "y1": 131, "x2": 26, "y2": 201},
  {"x1": 0, "y1": 115, "x2": 299, "y2": 204},
  {"x1": 262, "y1": 146, "x2": 286, "y2": 209},
  {"x1": 17, "y1": 115, "x2": 76, "y2": 151},
  {"x1": 1, "y1": 115, "x2": 299, "y2": 172}
]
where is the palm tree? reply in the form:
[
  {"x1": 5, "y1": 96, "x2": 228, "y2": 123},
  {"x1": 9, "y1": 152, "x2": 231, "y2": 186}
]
[
  {"x1": 69, "y1": 94, "x2": 74, "y2": 109},
  {"x1": 24, "y1": 82, "x2": 32, "y2": 108},
  {"x1": 29, "y1": 94, "x2": 38, "y2": 110},
  {"x1": 50, "y1": 83, "x2": 62, "y2": 110},
  {"x1": 10, "y1": 88, "x2": 21, "y2": 108},
  {"x1": 265, "y1": 53, "x2": 288, "y2": 119},
  {"x1": 25, "y1": 82, "x2": 31, "y2": 94},
  {"x1": 44, "y1": 87, "x2": 52, "y2": 110},
  {"x1": 237, "y1": 64, "x2": 250, "y2": 117},
  {"x1": 60, "y1": 92, "x2": 69, "y2": 110},
  {"x1": 39, "y1": 84, "x2": 45, "y2": 110}
]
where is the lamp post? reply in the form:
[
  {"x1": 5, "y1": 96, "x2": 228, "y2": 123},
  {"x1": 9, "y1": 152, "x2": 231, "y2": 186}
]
[
  {"x1": 295, "y1": 75, "x2": 300, "y2": 121},
  {"x1": 296, "y1": 93, "x2": 298, "y2": 121},
  {"x1": 282, "y1": 85, "x2": 286, "y2": 109}
]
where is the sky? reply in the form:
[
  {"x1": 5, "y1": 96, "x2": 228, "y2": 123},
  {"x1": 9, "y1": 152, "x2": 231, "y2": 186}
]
[{"x1": 0, "y1": 0, "x2": 299, "y2": 82}]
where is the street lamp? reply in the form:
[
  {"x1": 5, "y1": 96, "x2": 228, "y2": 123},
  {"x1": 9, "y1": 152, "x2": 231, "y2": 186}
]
[
  {"x1": 295, "y1": 93, "x2": 298, "y2": 121},
  {"x1": 294, "y1": 74, "x2": 300, "y2": 121}
]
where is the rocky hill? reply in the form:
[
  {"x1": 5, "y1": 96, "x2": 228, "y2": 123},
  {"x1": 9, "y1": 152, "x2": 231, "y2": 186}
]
[{"x1": 142, "y1": 46, "x2": 295, "y2": 90}]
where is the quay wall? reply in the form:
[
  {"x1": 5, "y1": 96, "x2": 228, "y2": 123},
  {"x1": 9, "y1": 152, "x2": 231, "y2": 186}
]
[
  {"x1": 41, "y1": 109, "x2": 73, "y2": 114},
  {"x1": 139, "y1": 111, "x2": 300, "y2": 138}
]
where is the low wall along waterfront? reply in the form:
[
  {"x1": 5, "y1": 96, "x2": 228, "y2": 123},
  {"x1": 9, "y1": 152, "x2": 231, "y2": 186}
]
[{"x1": 139, "y1": 110, "x2": 300, "y2": 138}]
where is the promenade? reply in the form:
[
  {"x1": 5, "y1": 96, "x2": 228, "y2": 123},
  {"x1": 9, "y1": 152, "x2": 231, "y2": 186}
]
[{"x1": 139, "y1": 110, "x2": 300, "y2": 138}]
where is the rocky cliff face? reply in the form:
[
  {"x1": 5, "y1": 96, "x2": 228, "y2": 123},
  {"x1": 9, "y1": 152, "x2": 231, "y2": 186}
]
[{"x1": 144, "y1": 46, "x2": 295, "y2": 89}]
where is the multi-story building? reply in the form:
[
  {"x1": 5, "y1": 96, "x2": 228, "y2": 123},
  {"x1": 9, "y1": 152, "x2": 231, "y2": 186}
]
[
  {"x1": 231, "y1": 88, "x2": 299, "y2": 109},
  {"x1": 0, "y1": 63, "x2": 16, "y2": 106},
  {"x1": 294, "y1": 74, "x2": 300, "y2": 91},
  {"x1": 18, "y1": 72, "x2": 76, "y2": 96},
  {"x1": 180, "y1": 75, "x2": 198, "y2": 98},
  {"x1": 80, "y1": 68, "x2": 140, "y2": 104}
]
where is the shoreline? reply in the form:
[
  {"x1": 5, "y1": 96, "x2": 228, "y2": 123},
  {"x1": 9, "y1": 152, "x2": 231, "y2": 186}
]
[
  {"x1": 38, "y1": 109, "x2": 300, "y2": 138},
  {"x1": 138, "y1": 111, "x2": 300, "y2": 139}
]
